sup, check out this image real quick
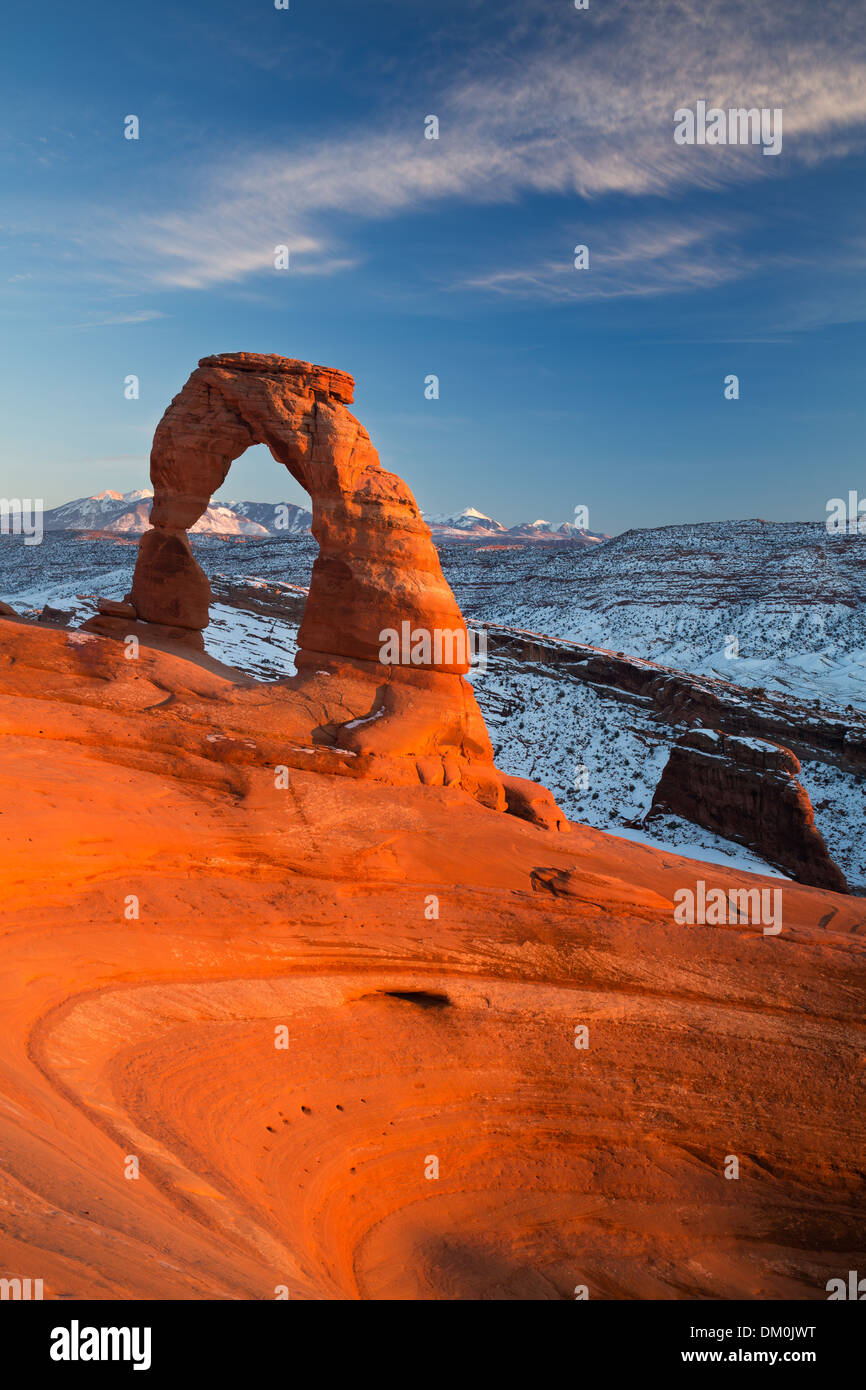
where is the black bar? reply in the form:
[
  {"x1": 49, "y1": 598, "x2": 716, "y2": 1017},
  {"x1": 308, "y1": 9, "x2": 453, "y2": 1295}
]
[{"x1": 4, "y1": 1298, "x2": 861, "y2": 1375}]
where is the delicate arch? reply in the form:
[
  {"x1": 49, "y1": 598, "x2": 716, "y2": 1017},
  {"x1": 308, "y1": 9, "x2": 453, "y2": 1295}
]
[
  {"x1": 100, "y1": 351, "x2": 567, "y2": 829},
  {"x1": 128, "y1": 352, "x2": 470, "y2": 673}
]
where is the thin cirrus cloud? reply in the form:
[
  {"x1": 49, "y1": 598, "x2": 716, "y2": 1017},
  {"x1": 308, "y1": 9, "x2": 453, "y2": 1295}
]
[
  {"x1": 459, "y1": 219, "x2": 754, "y2": 302},
  {"x1": 63, "y1": 310, "x2": 167, "y2": 328},
  {"x1": 80, "y1": 0, "x2": 866, "y2": 293}
]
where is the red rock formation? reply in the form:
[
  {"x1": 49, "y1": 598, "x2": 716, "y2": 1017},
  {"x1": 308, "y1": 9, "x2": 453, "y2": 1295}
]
[
  {"x1": 122, "y1": 353, "x2": 468, "y2": 665},
  {"x1": 84, "y1": 353, "x2": 565, "y2": 828},
  {"x1": 0, "y1": 619, "x2": 862, "y2": 1300},
  {"x1": 648, "y1": 727, "x2": 848, "y2": 892}
]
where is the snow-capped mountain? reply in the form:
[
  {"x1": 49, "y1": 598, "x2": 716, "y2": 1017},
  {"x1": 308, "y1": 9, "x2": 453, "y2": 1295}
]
[
  {"x1": 43, "y1": 489, "x2": 155, "y2": 531},
  {"x1": 506, "y1": 518, "x2": 553, "y2": 536},
  {"x1": 422, "y1": 506, "x2": 505, "y2": 537},
  {"x1": 423, "y1": 506, "x2": 608, "y2": 544},
  {"x1": 217, "y1": 501, "x2": 313, "y2": 535},
  {"x1": 101, "y1": 503, "x2": 156, "y2": 534},
  {"x1": 503, "y1": 518, "x2": 605, "y2": 542},
  {"x1": 41, "y1": 491, "x2": 608, "y2": 544},
  {"x1": 42, "y1": 491, "x2": 313, "y2": 537},
  {"x1": 553, "y1": 520, "x2": 607, "y2": 543},
  {"x1": 189, "y1": 507, "x2": 270, "y2": 537}
]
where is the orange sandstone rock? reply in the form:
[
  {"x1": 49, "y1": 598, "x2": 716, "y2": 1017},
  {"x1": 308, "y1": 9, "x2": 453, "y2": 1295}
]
[
  {"x1": 129, "y1": 353, "x2": 468, "y2": 672},
  {"x1": 0, "y1": 619, "x2": 862, "y2": 1301},
  {"x1": 88, "y1": 351, "x2": 564, "y2": 827}
]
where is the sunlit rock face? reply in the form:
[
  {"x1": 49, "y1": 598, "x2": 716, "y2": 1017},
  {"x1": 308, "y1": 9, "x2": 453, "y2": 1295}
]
[
  {"x1": 0, "y1": 618, "x2": 861, "y2": 1301},
  {"x1": 0, "y1": 351, "x2": 860, "y2": 1297},
  {"x1": 129, "y1": 353, "x2": 467, "y2": 665},
  {"x1": 87, "y1": 352, "x2": 566, "y2": 828}
]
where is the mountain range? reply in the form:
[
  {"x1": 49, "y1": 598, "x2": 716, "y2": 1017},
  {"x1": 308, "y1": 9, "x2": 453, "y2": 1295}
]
[{"x1": 41, "y1": 493, "x2": 608, "y2": 544}]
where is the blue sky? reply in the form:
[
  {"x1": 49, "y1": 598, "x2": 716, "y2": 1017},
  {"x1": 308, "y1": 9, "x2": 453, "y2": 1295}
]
[{"x1": 1, "y1": 0, "x2": 865, "y2": 531}]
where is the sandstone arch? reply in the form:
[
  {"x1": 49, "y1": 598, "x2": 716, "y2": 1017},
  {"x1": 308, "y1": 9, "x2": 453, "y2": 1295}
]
[
  {"x1": 126, "y1": 352, "x2": 469, "y2": 674},
  {"x1": 90, "y1": 351, "x2": 566, "y2": 828}
]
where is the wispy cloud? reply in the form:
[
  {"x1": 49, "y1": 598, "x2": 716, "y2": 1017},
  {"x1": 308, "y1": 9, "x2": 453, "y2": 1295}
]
[
  {"x1": 459, "y1": 217, "x2": 754, "y2": 301},
  {"x1": 18, "y1": 0, "x2": 866, "y2": 292},
  {"x1": 63, "y1": 309, "x2": 167, "y2": 328}
]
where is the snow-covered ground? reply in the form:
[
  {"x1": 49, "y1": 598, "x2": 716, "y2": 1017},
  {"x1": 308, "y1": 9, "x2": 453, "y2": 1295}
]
[
  {"x1": 206, "y1": 602, "x2": 299, "y2": 679},
  {"x1": 468, "y1": 654, "x2": 860, "y2": 885},
  {"x1": 442, "y1": 521, "x2": 866, "y2": 711}
]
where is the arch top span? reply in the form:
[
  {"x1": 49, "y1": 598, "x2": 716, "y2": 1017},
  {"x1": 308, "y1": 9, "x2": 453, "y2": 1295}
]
[{"x1": 197, "y1": 352, "x2": 355, "y2": 404}]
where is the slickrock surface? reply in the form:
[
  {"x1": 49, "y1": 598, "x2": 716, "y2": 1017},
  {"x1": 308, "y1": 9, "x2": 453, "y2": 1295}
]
[
  {"x1": 0, "y1": 619, "x2": 863, "y2": 1300},
  {"x1": 649, "y1": 730, "x2": 849, "y2": 894}
]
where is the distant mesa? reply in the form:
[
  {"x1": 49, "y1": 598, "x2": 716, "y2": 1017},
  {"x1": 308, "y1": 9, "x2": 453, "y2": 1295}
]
[{"x1": 83, "y1": 351, "x2": 567, "y2": 830}]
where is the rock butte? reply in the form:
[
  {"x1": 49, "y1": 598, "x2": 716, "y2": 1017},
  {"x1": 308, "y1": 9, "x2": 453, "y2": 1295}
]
[
  {"x1": 650, "y1": 729, "x2": 849, "y2": 893},
  {"x1": 83, "y1": 352, "x2": 566, "y2": 830}
]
